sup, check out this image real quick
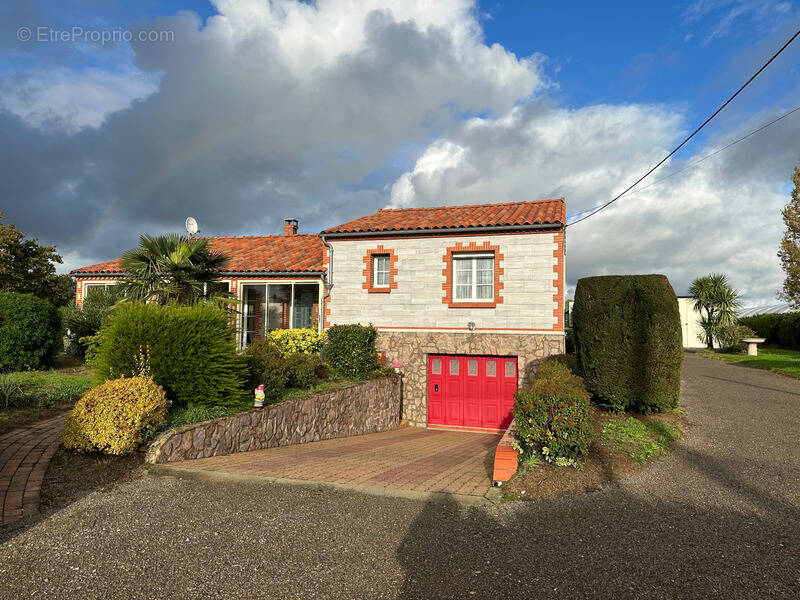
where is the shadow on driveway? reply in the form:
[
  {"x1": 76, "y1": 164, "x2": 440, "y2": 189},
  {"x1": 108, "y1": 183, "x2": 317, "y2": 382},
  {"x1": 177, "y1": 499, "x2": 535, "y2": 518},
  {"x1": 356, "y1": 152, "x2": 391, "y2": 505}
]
[{"x1": 396, "y1": 490, "x2": 799, "y2": 599}]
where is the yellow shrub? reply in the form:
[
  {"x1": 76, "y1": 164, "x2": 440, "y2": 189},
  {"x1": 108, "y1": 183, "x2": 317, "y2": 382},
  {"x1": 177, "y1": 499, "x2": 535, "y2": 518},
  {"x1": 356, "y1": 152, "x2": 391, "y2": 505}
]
[
  {"x1": 63, "y1": 376, "x2": 169, "y2": 455},
  {"x1": 267, "y1": 328, "x2": 325, "y2": 357}
]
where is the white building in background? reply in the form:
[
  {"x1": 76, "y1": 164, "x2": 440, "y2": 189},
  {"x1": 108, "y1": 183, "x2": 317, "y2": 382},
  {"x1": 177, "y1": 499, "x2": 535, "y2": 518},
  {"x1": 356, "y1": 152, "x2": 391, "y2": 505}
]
[{"x1": 677, "y1": 296, "x2": 717, "y2": 349}]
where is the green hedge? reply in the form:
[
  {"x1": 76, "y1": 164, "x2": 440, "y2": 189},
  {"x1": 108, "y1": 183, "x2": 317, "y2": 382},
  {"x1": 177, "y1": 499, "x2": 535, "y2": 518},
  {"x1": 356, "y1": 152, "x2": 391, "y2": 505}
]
[
  {"x1": 513, "y1": 356, "x2": 593, "y2": 466},
  {"x1": 0, "y1": 292, "x2": 62, "y2": 372},
  {"x1": 93, "y1": 302, "x2": 244, "y2": 407},
  {"x1": 739, "y1": 312, "x2": 800, "y2": 350},
  {"x1": 572, "y1": 275, "x2": 682, "y2": 413},
  {"x1": 324, "y1": 324, "x2": 378, "y2": 378}
]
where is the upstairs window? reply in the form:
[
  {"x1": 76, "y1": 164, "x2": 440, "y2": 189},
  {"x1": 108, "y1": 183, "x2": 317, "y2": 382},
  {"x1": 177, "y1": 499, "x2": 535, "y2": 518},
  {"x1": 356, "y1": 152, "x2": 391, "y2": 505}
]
[
  {"x1": 453, "y1": 253, "x2": 494, "y2": 301},
  {"x1": 373, "y1": 255, "x2": 390, "y2": 288}
]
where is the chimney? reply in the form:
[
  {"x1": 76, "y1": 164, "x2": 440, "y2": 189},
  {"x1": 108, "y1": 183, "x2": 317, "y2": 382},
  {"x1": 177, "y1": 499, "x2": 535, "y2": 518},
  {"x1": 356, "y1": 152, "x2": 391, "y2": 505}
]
[{"x1": 283, "y1": 218, "x2": 298, "y2": 236}]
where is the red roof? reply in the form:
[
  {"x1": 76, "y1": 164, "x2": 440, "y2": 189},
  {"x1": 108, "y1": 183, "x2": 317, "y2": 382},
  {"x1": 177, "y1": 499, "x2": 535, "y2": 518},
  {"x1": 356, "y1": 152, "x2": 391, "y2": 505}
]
[
  {"x1": 321, "y1": 198, "x2": 565, "y2": 235},
  {"x1": 70, "y1": 234, "x2": 325, "y2": 275}
]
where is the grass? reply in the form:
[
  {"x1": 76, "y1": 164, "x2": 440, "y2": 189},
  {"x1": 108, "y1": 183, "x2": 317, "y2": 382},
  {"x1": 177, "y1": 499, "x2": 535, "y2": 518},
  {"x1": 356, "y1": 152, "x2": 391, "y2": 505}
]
[
  {"x1": 702, "y1": 347, "x2": 800, "y2": 379},
  {"x1": 0, "y1": 364, "x2": 94, "y2": 434},
  {"x1": 599, "y1": 417, "x2": 683, "y2": 464}
]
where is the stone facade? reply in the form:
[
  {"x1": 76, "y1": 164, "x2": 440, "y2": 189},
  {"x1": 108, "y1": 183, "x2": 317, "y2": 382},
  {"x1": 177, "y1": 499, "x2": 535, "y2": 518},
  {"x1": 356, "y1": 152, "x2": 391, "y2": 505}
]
[
  {"x1": 145, "y1": 374, "x2": 401, "y2": 464},
  {"x1": 327, "y1": 231, "x2": 561, "y2": 331},
  {"x1": 377, "y1": 331, "x2": 564, "y2": 426}
]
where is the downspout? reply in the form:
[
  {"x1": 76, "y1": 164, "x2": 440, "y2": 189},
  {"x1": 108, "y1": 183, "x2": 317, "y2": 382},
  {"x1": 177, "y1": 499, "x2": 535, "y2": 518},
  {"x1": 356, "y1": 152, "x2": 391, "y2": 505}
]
[{"x1": 319, "y1": 233, "x2": 334, "y2": 331}]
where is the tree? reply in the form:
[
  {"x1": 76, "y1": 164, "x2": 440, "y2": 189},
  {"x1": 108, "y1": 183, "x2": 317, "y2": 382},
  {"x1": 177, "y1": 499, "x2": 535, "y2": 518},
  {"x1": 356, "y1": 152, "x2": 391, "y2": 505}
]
[
  {"x1": 61, "y1": 285, "x2": 125, "y2": 357},
  {"x1": 778, "y1": 164, "x2": 800, "y2": 308},
  {"x1": 0, "y1": 212, "x2": 72, "y2": 306},
  {"x1": 119, "y1": 234, "x2": 229, "y2": 305},
  {"x1": 689, "y1": 273, "x2": 741, "y2": 348}
]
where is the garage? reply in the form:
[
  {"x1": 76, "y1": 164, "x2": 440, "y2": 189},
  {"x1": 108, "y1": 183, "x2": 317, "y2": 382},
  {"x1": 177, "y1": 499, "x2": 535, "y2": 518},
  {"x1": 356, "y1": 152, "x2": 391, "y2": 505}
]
[{"x1": 427, "y1": 355, "x2": 518, "y2": 431}]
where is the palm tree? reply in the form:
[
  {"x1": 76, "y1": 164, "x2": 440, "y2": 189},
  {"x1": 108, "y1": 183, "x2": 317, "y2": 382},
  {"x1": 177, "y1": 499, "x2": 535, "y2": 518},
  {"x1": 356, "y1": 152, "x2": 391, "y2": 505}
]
[
  {"x1": 120, "y1": 234, "x2": 229, "y2": 305},
  {"x1": 689, "y1": 273, "x2": 741, "y2": 348}
]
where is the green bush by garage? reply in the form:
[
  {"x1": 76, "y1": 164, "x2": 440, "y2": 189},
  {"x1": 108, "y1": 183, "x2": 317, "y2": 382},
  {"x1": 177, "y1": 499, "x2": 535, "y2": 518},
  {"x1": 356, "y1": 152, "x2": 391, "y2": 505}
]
[
  {"x1": 324, "y1": 324, "x2": 378, "y2": 378},
  {"x1": 0, "y1": 291, "x2": 62, "y2": 372},
  {"x1": 572, "y1": 274, "x2": 682, "y2": 413},
  {"x1": 513, "y1": 355, "x2": 593, "y2": 466},
  {"x1": 739, "y1": 312, "x2": 800, "y2": 350},
  {"x1": 93, "y1": 302, "x2": 245, "y2": 407}
]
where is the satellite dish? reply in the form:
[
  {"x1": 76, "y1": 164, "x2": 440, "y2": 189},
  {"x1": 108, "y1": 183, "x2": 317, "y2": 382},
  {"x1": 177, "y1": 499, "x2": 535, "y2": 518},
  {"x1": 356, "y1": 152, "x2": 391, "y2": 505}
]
[{"x1": 185, "y1": 217, "x2": 199, "y2": 236}]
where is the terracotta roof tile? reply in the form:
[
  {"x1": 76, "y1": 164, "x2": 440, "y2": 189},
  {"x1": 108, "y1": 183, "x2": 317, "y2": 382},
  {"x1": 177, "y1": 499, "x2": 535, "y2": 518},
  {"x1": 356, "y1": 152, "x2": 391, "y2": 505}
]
[
  {"x1": 321, "y1": 198, "x2": 565, "y2": 234},
  {"x1": 70, "y1": 234, "x2": 325, "y2": 275}
]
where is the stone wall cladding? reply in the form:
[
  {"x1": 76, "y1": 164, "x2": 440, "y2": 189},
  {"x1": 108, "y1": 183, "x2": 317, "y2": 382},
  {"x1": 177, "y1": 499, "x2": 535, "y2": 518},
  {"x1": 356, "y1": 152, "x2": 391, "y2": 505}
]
[
  {"x1": 145, "y1": 375, "x2": 401, "y2": 464},
  {"x1": 377, "y1": 331, "x2": 564, "y2": 426}
]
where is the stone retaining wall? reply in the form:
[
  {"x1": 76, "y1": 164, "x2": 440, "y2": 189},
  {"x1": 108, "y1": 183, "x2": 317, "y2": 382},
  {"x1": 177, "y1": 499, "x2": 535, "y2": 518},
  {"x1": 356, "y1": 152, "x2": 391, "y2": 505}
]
[{"x1": 145, "y1": 374, "x2": 401, "y2": 464}]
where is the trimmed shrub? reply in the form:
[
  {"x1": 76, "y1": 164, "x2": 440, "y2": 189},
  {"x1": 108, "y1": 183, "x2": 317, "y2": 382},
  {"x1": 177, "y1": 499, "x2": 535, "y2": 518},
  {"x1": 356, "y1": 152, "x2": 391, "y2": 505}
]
[
  {"x1": 0, "y1": 292, "x2": 62, "y2": 372},
  {"x1": 63, "y1": 376, "x2": 169, "y2": 455},
  {"x1": 285, "y1": 352, "x2": 321, "y2": 389},
  {"x1": 513, "y1": 371, "x2": 593, "y2": 466},
  {"x1": 60, "y1": 286, "x2": 123, "y2": 357},
  {"x1": 325, "y1": 324, "x2": 378, "y2": 378},
  {"x1": 93, "y1": 302, "x2": 244, "y2": 407},
  {"x1": 536, "y1": 354, "x2": 579, "y2": 379},
  {"x1": 268, "y1": 328, "x2": 325, "y2": 357},
  {"x1": 572, "y1": 275, "x2": 682, "y2": 414},
  {"x1": 243, "y1": 338, "x2": 287, "y2": 399},
  {"x1": 739, "y1": 312, "x2": 800, "y2": 350},
  {"x1": 716, "y1": 324, "x2": 756, "y2": 353}
]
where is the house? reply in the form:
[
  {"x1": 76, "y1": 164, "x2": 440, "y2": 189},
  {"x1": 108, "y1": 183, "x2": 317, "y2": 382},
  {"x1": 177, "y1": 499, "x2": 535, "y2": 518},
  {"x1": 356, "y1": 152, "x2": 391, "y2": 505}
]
[
  {"x1": 677, "y1": 296, "x2": 718, "y2": 349},
  {"x1": 71, "y1": 198, "x2": 566, "y2": 432}
]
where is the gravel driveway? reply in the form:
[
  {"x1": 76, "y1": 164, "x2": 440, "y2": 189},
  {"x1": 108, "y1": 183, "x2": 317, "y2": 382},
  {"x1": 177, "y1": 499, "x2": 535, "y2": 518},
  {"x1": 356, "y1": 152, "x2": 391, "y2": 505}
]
[{"x1": 1, "y1": 352, "x2": 798, "y2": 599}]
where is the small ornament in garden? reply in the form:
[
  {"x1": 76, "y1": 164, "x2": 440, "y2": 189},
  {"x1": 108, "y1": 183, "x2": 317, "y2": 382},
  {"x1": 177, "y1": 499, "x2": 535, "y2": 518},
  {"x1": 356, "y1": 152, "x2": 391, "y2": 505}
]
[
  {"x1": 392, "y1": 362, "x2": 401, "y2": 374},
  {"x1": 254, "y1": 384, "x2": 265, "y2": 408}
]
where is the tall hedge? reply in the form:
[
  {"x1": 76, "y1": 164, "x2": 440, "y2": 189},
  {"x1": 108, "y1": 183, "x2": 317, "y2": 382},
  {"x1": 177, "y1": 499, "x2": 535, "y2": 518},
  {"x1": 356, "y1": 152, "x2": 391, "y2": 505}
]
[
  {"x1": 93, "y1": 302, "x2": 244, "y2": 407},
  {"x1": 0, "y1": 292, "x2": 62, "y2": 372},
  {"x1": 572, "y1": 275, "x2": 682, "y2": 413},
  {"x1": 739, "y1": 312, "x2": 800, "y2": 350},
  {"x1": 324, "y1": 324, "x2": 378, "y2": 378}
]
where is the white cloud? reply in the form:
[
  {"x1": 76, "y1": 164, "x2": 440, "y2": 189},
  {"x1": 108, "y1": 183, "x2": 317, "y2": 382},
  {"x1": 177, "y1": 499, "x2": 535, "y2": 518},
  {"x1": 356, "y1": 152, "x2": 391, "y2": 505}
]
[
  {"x1": 0, "y1": 67, "x2": 159, "y2": 131},
  {"x1": 387, "y1": 102, "x2": 799, "y2": 304}
]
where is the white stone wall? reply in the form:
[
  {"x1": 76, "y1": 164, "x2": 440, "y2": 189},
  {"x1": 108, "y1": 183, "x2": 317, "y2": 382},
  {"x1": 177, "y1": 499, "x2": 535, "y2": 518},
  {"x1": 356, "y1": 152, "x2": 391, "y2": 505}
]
[{"x1": 328, "y1": 232, "x2": 559, "y2": 331}]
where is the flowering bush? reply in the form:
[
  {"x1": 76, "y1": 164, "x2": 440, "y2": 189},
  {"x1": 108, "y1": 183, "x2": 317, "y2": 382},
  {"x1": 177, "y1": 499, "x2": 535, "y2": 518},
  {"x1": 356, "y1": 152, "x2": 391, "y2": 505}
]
[
  {"x1": 63, "y1": 376, "x2": 169, "y2": 455},
  {"x1": 268, "y1": 328, "x2": 325, "y2": 357}
]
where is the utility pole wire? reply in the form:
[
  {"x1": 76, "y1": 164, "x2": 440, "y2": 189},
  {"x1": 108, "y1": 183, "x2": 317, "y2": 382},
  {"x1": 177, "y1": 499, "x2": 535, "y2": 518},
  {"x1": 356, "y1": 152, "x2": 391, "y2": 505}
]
[
  {"x1": 567, "y1": 26, "x2": 800, "y2": 227},
  {"x1": 567, "y1": 103, "x2": 800, "y2": 224}
]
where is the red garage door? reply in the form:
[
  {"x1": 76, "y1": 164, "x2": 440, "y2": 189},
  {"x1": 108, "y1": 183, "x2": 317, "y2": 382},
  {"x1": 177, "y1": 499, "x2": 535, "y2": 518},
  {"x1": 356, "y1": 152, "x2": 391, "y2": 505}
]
[{"x1": 427, "y1": 355, "x2": 518, "y2": 431}]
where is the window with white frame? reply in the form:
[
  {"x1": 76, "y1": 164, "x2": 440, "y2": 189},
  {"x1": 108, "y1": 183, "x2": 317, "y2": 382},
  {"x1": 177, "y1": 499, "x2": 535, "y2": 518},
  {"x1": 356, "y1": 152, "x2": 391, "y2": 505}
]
[
  {"x1": 373, "y1": 255, "x2": 390, "y2": 288},
  {"x1": 453, "y1": 253, "x2": 494, "y2": 301}
]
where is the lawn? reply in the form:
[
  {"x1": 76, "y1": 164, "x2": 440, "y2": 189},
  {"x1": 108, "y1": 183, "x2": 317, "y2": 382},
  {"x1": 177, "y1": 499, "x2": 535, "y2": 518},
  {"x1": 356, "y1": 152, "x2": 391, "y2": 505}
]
[
  {"x1": 0, "y1": 366, "x2": 93, "y2": 434},
  {"x1": 702, "y1": 347, "x2": 800, "y2": 379}
]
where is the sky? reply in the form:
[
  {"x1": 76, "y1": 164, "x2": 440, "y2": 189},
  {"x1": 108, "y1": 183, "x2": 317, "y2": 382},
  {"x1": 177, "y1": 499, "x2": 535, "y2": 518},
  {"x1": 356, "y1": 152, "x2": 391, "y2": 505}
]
[{"x1": 1, "y1": 0, "x2": 799, "y2": 305}]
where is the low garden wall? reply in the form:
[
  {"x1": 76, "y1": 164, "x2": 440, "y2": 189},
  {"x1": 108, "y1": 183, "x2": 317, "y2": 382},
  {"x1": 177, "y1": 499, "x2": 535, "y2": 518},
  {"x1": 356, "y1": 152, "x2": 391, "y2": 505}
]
[{"x1": 145, "y1": 374, "x2": 401, "y2": 464}]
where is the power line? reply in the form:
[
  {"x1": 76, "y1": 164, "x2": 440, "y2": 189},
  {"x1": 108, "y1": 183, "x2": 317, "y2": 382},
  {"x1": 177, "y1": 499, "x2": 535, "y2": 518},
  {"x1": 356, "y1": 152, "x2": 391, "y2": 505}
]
[
  {"x1": 567, "y1": 26, "x2": 800, "y2": 227},
  {"x1": 567, "y1": 103, "x2": 800, "y2": 224}
]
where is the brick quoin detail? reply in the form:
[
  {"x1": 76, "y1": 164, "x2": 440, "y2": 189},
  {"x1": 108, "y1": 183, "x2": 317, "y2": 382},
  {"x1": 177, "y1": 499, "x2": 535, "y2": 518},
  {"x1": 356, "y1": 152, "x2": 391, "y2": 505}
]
[
  {"x1": 362, "y1": 246, "x2": 399, "y2": 294},
  {"x1": 552, "y1": 230, "x2": 564, "y2": 332},
  {"x1": 441, "y1": 242, "x2": 504, "y2": 308}
]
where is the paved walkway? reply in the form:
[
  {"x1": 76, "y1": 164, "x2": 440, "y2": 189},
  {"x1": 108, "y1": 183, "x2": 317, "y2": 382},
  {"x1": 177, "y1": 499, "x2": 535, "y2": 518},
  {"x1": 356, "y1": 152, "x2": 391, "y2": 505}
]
[
  {"x1": 166, "y1": 427, "x2": 501, "y2": 496},
  {"x1": 0, "y1": 414, "x2": 65, "y2": 523}
]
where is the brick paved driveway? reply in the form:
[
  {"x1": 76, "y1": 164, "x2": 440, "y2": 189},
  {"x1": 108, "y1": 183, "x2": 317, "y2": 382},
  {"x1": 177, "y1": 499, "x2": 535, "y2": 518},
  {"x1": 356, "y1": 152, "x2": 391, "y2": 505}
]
[{"x1": 165, "y1": 427, "x2": 500, "y2": 496}]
